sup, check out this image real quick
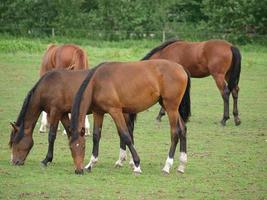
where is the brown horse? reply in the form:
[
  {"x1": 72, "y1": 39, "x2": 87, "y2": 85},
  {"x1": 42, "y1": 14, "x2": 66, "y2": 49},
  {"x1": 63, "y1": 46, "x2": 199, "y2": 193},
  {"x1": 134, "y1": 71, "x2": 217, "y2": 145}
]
[
  {"x1": 39, "y1": 44, "x2": 90, "y2": 133},
  {"x1": 40, "y1": 44, "x2": 89, "y2": 76},
  {"x1": 142, "y1": 39, "x2": 241, "y2": 126},
  {"x1": 69, "y1": 59, "x2": 191, "y2": 175},
  {"x1": 9, "y1": 69, "x2": 93, "y2": 166}
]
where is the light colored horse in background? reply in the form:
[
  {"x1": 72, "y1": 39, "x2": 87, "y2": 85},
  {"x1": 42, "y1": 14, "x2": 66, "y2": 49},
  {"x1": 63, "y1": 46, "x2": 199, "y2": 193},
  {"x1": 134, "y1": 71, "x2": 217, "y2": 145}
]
[{"x1": 39, "y1": 44, "x2": 90, "y2": 135}]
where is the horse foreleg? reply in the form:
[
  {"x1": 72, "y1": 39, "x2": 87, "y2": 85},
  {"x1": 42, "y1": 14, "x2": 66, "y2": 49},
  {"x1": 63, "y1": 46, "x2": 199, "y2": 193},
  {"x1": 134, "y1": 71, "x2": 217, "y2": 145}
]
[
  {"x1": 61, "y1": 114, "x2": 71, "y2": 138},
  {"x1": 85, "y1": 112, "x2": 103, "y2": 172},
  {"x1": 41, "y1": 113, "x2": 59, "y2": 166},
  {"x1": 232, "y1": 86, "x2": 241, "y2": 126},
  {"x1": 156, "y1": 107, "x2": 166, "y2": 122}
]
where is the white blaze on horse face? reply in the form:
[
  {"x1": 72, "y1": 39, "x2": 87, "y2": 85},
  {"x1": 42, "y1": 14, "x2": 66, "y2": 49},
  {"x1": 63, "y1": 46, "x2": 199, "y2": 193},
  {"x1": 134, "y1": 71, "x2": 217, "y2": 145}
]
[
  {"x1": 162, "y1": 156, "x2": 173, "y2": 174},
  {"x1": 115, "y1": 148, "x2": 127, "y2": 167},
  {"x1": 177, "y1": 152, "x2": 187, "y2": 173},
  {"x1": 85, "y1": 155, "x2": 98, "y2": 170}
]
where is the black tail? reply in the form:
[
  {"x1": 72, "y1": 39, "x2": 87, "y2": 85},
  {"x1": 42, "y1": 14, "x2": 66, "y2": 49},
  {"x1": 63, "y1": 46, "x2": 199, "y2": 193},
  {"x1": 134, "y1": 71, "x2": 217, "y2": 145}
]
[
  {"x1": 228, "y1": 46, "x2": 241, "y2": 91},
  {"x1": 179, "y1": 72, "x2": 191, "y2": 123},
  {"x1": 70, "y1": 63, "x2": 104, "y2": 143}
]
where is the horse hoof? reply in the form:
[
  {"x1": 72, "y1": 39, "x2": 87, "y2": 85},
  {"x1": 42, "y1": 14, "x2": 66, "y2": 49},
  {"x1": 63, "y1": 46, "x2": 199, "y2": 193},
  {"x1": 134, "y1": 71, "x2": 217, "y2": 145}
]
[
  {"x1": 40, "y1": 161, "x2": 47, "y2": 167},
  {"x1": 162, "y1": 168, "x2": 170, "y2": 176},
  {"x1": 85, "y1": 166, "x2": 92, "y2": 173},
  {"x1": 156, "y1": 117, "x2": 161, "y2": 123},
  {"x1": 220, "y1": 120, "x2": 226, "y2": 126},
  {"x1": 177, "y1": 166, "x2": 185, "y2": 174},
  {"x1": 115, "y1": 161, "x2": 123, "y2": 168},
  {"x1": 75, "y1": 169, "x2": 84, "y2": 175},
  {"x1": 235, "y1": 118, "x2": 241, "y2": 126}
]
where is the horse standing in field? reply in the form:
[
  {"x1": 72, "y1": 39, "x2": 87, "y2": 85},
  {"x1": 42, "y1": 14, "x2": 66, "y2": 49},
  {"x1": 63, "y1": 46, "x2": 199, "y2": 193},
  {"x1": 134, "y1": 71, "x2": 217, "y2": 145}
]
[
  {"x1": 69, "y1": 59, "x2": 191, "y2": 175},
  {"x1": 9, "y1": 70, "x2": 91, "y2": 166},
  {"x1": 39, "y1": 44, "x2": 91, "y2": 135},
  {"x1": 143, "y1": 39, "x2": 241, "y2": 126}
]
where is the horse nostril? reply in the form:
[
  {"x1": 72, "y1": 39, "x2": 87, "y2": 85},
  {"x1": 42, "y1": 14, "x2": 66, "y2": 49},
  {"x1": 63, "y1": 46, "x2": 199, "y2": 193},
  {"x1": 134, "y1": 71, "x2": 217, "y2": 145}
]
[{"x1": 15, "y1": 160, "x2": 20, "y2": 165}]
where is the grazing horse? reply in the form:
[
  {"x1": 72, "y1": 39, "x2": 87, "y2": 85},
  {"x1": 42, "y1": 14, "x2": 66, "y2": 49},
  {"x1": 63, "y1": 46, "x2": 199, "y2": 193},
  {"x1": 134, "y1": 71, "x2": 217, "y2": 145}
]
[
  {"x1": 39, "y1": 44, "x2": 90, "y2": 134},
  {"x1": 9, "y1": 70, "x2": 91, "y2": 166},
  {"x1": 69, "y1": 59, "x2": 191, "y2": 175},
  {"x1": 142, "y1": 39, "x2": 241, "y2": 126}
]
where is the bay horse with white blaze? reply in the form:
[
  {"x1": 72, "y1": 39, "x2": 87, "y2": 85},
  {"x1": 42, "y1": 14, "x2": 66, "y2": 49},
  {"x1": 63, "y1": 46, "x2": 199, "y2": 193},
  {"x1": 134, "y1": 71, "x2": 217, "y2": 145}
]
[
  {"x1": 39, "y1": 44, "x2": 90, "y2": 134},
  {"x1": 9, "y1": 70, "x2": 91, "y2": 166},
  {"x1": 142, "y1": 39, "x2": 241, "y2": 126},
  {"x1": 69, "y1": 59, "x2": 191, "y2": 175}
]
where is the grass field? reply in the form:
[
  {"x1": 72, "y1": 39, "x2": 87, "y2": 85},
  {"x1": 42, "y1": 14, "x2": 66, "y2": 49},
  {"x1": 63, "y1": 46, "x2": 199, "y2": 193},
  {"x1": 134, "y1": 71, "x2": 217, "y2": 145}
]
[{"x1": 0, "y1": 37, "x2": 266, "y2": 200}]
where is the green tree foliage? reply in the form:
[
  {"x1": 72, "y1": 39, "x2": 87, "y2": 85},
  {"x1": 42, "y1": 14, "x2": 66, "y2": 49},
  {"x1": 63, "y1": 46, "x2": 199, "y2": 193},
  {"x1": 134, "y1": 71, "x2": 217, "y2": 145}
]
[{"x1": 0, "y1": 0, "x2": 266, "y2": 41}]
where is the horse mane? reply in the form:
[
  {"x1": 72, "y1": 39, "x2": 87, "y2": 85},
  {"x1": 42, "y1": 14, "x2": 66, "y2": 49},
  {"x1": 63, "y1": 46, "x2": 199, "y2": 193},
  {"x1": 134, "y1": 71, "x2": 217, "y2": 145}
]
[
  {"x1": 9, "y1": 75, "x2": 47, "y2": 147},
  {"x1": 70, "y1": 62, "x2": 106, "y2": 143},
  {"x1": 141, "y1": 38, "x2": 180, "y2": 60}
]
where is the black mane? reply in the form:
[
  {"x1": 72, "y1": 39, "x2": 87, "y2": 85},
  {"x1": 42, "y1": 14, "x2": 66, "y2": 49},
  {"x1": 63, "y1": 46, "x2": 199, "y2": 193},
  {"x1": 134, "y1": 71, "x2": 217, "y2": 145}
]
[
  {"x1": 10, "y1": 74, "x2": 47, "y2": 146},
  {"x1": 70, "y1": 63, "x2": 106, "y2": 143},
  {"x1": 141, "y1": 38, "x2": 179, "y2": 60}
]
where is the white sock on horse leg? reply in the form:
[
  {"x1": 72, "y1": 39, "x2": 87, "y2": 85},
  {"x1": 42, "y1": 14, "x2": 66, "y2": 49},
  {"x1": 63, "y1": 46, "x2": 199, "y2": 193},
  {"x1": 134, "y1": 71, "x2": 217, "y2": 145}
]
[
  {"x1": 115, "y1": 148, "x2": 127, "y2": 167},
  {"x1": 177, "y1": 152, "x2": 187, "y2": 173},
  {"x1": 162, "y1": 156, "x2": 173, "y2": 174},
  {"x1": 39, "y1": 112, "x2": 48, "y2": 132}
]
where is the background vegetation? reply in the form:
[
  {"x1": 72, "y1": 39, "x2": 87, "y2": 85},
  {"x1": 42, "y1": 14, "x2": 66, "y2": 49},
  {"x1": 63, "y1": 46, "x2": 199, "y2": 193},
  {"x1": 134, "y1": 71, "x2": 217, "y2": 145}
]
[{"x1": 0, "y1": 0, "x2": 267, "y2": 42}]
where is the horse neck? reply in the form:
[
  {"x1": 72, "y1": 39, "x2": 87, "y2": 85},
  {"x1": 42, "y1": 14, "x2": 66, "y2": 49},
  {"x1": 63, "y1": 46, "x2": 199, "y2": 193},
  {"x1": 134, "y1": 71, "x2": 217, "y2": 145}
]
[{"x1": 23, "y1": 100, "x2": 41, "y2": 136}]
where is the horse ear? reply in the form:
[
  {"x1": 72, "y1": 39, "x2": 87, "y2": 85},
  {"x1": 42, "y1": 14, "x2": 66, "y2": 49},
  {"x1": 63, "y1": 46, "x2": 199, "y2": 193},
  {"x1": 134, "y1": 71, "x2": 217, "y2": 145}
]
[
  {"x1": 10, "y1": 122, "x2": 19, "y2": 132},
  {"x1": 80, "y1": 127, "x2": 85, "y2": 137}
]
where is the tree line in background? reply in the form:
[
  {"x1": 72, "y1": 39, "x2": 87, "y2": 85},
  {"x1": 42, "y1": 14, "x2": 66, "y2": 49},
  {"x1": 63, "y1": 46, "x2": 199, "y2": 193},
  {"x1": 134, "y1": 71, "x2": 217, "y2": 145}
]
[{"x1": 0, "y1": 0, "x2": 266, "y2": 42}]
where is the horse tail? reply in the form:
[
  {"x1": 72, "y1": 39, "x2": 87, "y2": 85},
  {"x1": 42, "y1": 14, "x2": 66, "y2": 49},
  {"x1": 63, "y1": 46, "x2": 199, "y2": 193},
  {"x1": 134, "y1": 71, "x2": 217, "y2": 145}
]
[
  {"x1": 40, "y1": 44, "x2": 57, "y2": 76},
  {"x1": 178, "y1": 71, "x2": 191, "y2": 123},
  {"x1": 71, "y1": 48, "x2": 89, "y2": 70},
  {"x1": 228, "y1": 46, "x2": 241, "y2": 91},
  {"x1": 70, "y1": 63, "x2": 104, "y2": 142}
]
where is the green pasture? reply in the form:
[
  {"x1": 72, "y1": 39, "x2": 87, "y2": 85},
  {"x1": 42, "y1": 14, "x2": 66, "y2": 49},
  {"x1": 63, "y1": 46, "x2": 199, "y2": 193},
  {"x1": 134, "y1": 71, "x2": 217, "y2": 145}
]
[{"x1": 0, "y1": 37, "x2": 266, "y2": 199}]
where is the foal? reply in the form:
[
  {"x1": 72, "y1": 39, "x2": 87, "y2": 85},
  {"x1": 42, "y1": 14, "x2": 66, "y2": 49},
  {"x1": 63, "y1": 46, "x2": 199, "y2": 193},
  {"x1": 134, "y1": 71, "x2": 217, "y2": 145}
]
[
  {"x1": 69, "y1": 59, "x2": 191, "y2": 175},
  {"x1": 9, "y1": 70, "x2": 90, "y2": 166}
]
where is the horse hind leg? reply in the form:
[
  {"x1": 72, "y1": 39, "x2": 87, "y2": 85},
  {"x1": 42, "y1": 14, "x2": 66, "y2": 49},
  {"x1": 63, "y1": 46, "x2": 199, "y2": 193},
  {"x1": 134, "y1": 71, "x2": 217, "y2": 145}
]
[
  {"x1": 232, "y1": 86, "x2": 241, "y2": 126},
  {"x1": 177, "y1": 118, "x2": 187, "y2": 173},
  {"x1": 213, "y1": 74, "x2": 230, "y2": 126},
  {"x1": 162, "y1": 104, "x2": 179, "y2": 175},
  {"x1": 39, "y1": 111, "x2": 48, "y2": 133}
]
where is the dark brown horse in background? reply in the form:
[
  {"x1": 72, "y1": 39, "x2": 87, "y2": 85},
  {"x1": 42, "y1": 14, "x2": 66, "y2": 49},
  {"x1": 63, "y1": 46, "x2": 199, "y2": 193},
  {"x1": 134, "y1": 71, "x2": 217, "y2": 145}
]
[
  {"x1": 39, "y1": 44, "x2": 90, "y2": 134},
  {"x1": 142, "y1": 39, "x2": 241, "y2": 126},
  {"x1": 9, "y1": 70, "x2": 90, "y2": 166},
  {"x1": 69, "y1": 59, "x2": 191, "y2": 175}
]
